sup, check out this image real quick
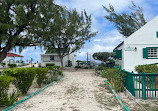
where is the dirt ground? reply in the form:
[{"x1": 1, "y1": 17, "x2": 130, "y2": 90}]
[{"x1": 11, "y1": 69, "x2": 123, "y2": 111}]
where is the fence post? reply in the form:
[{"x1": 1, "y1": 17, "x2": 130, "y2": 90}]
[{"x1": 142, "y1": 72, "x2": 146, "y2": 100}]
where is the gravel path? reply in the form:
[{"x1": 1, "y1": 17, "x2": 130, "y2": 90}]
[{"x1": 12, "y1": 69, "x2": 122, "y2": 111}]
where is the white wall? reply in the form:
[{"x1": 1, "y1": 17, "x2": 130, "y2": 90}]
[
  {"x1": 123, "y1": 44, "x2": 158, "y2": 72},
  {"x1": 122, "y1": 16, "x2": 158, "y2": 72},
  {"x1": 41, "y1": 53, "x2": 76, "y2": 67}
]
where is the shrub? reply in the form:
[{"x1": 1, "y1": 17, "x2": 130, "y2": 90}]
[
  {"x1": 1, "y1": 62, "x2": 6, "y2": 67},
  {"x1": 95, "y1": 63, "x2": 107, "y2": 71},
  {"x1": 135, "y1": 64, "x2": 158, "y2": 73},
  {"x1": 0, "y1": 76, "x2": 20, "y2": 107},
  {"x1": 2, "y1": 68, "x2": 36, "y2": 94},
  {"x1": 57, "y1": 71, "x2": 62, "y2": 75},
  {"x1": 36, "y1": 68, "x2": 49, "y2": 87},
  {"x1": 101, "y1": 68, "x2": 126, "y2": 92},
  {"x1": 46, "y1": 63, "x2": 55, "y2": 67},
  {"x1": 8, "y1": 64, "x2": 17, "y2": 68},
  {"x1": 75, "y1": 66, "x2": 82, "y2": 68},
  {"x1": 52, "y1": 66, "x2": 60, "y2": 70},
  {"x1": 0, "y1": 90, "x2": 21, "y2": 107},
  {"x1": 0, "y1": 76, "x2": 14, "y2": 97}
]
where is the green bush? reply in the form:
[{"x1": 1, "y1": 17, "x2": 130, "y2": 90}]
[
  {"x1": 75, "y1": 66, "x2": 82, "y2": 68},
  {"x1": 1, "y1": 62, "x2": 6, "y2": 67},
  {"x1": 43, "y1": 67, "x2": 62, "y2": 84},
  {"x1": 0, "y1": 76, "x2": 14, "y2": 97},
  {"x1": 8, "y1": 64, "x2": 17, "y2": 68},
  {"x1": 57, "y1": 71, "x2": 62, "y2": 75},
  {"x1": 101, "y1": 68, "x2": 126, "y2": 92},
  {"x1": 135, "y1": 64, "x2": 158, "y2": 73},
  {"x1": 95, "y1": 63, "x2": 107, "y2": 71},
  {"x1": 2, "y1": 68, "x2": 36, "y2": 94},
  {"x1": 36, "y1": 68, "x2": 49, "y2": 87},
  {"x1": 0, "y1": 90, "x2": 21, "y2": 107},
  {"x1": 0, "y1": 76, "x2": 20, "y2": 107},
  {"x1": 46, "y1": 63, "x2": 55, "y2": 67}
]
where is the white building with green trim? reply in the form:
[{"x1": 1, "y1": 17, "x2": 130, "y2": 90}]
[
  {"x1": 41, "y1": 48, "x2": 76, "y2": 67},
  {"x1": 113, "y1": 16, "x2": 158, "y2": 72}
]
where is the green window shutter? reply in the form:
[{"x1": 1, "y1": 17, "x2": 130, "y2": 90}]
[
  {"x1": 157, "y1": 32, "x2": 158, "y2": 38},
  {"x1": 114, "y1": 50, "x2": 122, "y2": 59},
  {"x1": 143, "y1": 48, "x2": 148, "y2": 58}
]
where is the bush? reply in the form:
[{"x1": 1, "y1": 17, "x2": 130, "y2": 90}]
[
  {"x1": 135, "y1": 64, "x2": 158, "y2": 73},
  {"x1": 2, "y1": 68, "x2": 36, "y2": 94},
  {"x1": 75, "y1": 66, "x2": 82, "y2": 68},
  {"x1": 46, "y1": 63, "x2": 55, "y2": 67},
  {"x1": 57, "y1": 71, "x2": 62, "y2": 75},
  {"x1": 95, "y1": 63, "x2": 107, "y2": 71},
  {"x1": 36, "y1": 68, "x2": 49, "y2": 87},
  {"x1": 0, "y1": 76, "x2": 14, "y2": 97},
  {"x1": 1, "y1": 62, "x2": 6, "y2": 67},
  {"x1": 8, "y1": 64, "x2": 17, "y2": 68},
  {"x1": 0, "y1": 76, "x2": 20, "y2": 107},
  {"x1": 101, "y1": 68, "x2": 126, "y2": 92}
]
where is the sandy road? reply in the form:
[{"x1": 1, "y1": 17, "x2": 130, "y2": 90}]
[{"x1": 12, "y1": 69, "x2": 122, "y2": 111}]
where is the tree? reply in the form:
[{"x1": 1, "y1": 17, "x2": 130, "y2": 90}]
[
  {"x1": 0, "y1": 0, "x2": 55, "y2": 63},
  {"x1": 42, "y1": 6, "x2": 97, "y2": 68},
  {"x1": 103, "y1": 2, "x2": 147, "y2": 37},
  {"x1": 93, "y1": 52, "x2": 115, "y2": 63}
]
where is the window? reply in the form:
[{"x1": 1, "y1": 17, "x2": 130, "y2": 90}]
[
  {"x1": 50, "y1": 55, "x2": 54, "y2": 60},
  {"x1": 148, "y1": 48, "x2": 158, "y2": 58},
  {"x1": 157, "y1": 32, "x2": 158, "y2": 38}
]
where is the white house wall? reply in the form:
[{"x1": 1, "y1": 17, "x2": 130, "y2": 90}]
[
  {"x1": 123, "y1": 16, "x2": 158, "y2": 72},
  {"x1": 41, "y1": 53, "x2": 76, "y2": 67}
]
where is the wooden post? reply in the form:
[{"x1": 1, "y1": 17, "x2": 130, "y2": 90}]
[{"x1": 142, "y1": 72, "x2": 146, "y2": 100}]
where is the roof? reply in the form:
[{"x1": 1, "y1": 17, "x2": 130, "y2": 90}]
[
  {"x1": 7, "y1": 53, "x2": 23, "y2": 57},
  {"x1": 45, "y1": 48, "x2": 70, "y2": 54},
  {"x1": 113, "y1": 41, "x2": 124, "y2": 50}
]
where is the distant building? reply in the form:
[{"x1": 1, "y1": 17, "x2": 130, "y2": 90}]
[
  {"x1": 3, "y1": 52, "x2": 24, "y2": 65},
  {"x1": 113, "y1": 16, "x2": 158, "y2": 72},
  {"x1": 41, "y1": 48, "x2": 76, "y2": 67}
]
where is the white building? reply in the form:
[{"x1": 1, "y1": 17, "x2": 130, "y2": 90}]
[
  {"x1": 114, "y1": 16, "x2": 158, "y2": 72},
  {"x1": 41, "y1": 48, "x2": 76, "y2": 67}
]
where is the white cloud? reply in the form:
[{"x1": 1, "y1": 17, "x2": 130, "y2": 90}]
[{"x1": 76, "y1": 30, "x2": 123, "y2": 60}]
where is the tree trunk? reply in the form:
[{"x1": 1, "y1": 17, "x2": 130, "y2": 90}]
[
  {"x1": 0, "y1": 44, "x2": 12, "y2": 63},
  {"x1": 59, "y1": 56, "x2": 64, "y2": 69}
]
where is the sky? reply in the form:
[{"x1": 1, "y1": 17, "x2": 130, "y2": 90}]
[{"x1": 12, "y1": 0, "x2": 158, "y2": 62}]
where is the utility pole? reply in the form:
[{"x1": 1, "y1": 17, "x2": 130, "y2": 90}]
[{"x1": 87, "y1": 52, "x2": 88, "y2": 66}]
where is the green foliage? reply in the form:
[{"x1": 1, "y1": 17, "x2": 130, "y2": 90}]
[
  {"x1": 46, "y1": 63, "x2": 55, "y2": 67},
  {"x1": 8, "y1": 64, "x2": 17, "y2": 68},
  {"x1": 76, "y1": 60, "x2": 82, "y2": 66},
  {"x1": 42, "y1": 6, "x2": 97, "y2": 68},
  {"x1": 75, "y1": 66, "x2": 82, "y2": 68},
  {"x1": 103, "y1": 2, "x2": 146, "y2": 37},
  {"x1": 57, "y1": 71, "x2": 62, "y2": 75},
  {"x1": 1, "y1": 62, "x2": 6, "y2": 67},
  {"x1": 0, "y1": 76, "x2": 20, "y2": 107},
  {"x1": 93, "y1": 52, "x2": 116, "y2": 63},
  {"x1": 0, "y1": 90, "x2": 21, "y2": 107},
  {"x1": 67, "y1": 60, "x2": 72, "y2": 67},
  {"x1": 43, "y1": 67, "x2": 62, "y2": 84},
  {"x1": 95, "y1": 63, "x2": 107, "y2": 71},
  {"x1": 0, "y1": 76, "x2": 14, "y2": 97},
  {"x1": 135, "y1": 64, "x2": 158, "y2": 73},
  {"x1": 35, "y1": 68, "x2": 49, "y2": 87},
  {"x1": 52, "y1": 66, "x2": 60, "y2": 70},
  {"x1": 2, "y1": 68, "x2": 36, "y2": 94},
  {"x1": 0, "y1": 0, "x2": 55, "y2": 62},
  {"x1": 101, "y1": 68, "x2": 126, "y2": 92}
]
